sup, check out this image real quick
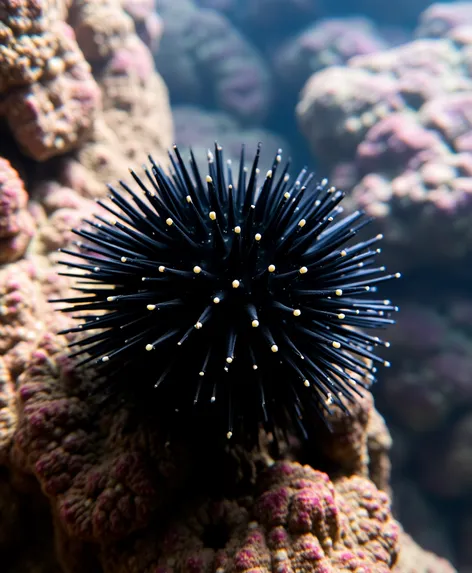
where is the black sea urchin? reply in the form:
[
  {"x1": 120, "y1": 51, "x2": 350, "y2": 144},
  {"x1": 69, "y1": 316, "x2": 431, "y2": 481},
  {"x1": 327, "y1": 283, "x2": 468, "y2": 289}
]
[{"x1": 54, "y1": 144, "x2": 399, "y2": 442}]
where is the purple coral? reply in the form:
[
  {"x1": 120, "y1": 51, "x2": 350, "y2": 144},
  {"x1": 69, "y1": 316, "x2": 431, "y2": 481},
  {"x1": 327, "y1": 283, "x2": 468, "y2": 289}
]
[{"x1": 156, "y1": 0, "x2": 271, "y2": 122}]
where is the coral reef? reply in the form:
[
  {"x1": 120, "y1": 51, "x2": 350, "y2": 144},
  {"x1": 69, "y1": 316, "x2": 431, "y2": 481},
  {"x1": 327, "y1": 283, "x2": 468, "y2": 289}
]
[{"x1": 0, "y1": 0, "x2": 462, "y2": 571}]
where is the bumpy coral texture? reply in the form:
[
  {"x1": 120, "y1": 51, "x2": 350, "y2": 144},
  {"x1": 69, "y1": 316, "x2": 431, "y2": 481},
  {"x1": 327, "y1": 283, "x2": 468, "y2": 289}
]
[
  {"x1": 0, "y1": 0, "x2": 101, "y2": 160},
  {"x1": 297, "y1": 16, "x2": 472, "y2": 271},
  {"x1": 0, "y1": 157, "x2": 35, "y2": 264},
  {"x1": 100, "y1": 462, "x2": 400, "y2": 573},
  {"x1": 11, "y1": 329, "x2": 187, "y2": 542}
]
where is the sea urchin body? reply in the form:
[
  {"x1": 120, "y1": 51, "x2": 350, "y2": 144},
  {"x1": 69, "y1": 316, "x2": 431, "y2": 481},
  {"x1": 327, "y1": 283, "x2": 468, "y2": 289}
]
[{"x1": 53, "y1": 144, "x2": 399, "y2": 443}]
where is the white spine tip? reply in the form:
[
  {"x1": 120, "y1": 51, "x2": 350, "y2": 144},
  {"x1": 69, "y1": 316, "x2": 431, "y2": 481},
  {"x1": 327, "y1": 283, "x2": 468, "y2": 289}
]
[
  {"x1": 376, "y1": 233, "x2": 384, "y2": 240},
  {"x1": 298, "y1": 219, "x2": 306, "y2": 228},
  {"x1": 266, "y1": 170, "x2": 272, "y2": 178},
  {"x1": 299, "y1": 266, "x2": 308, "y2": 274},
  {"x1": 226, "y1": 357, "x2": 233, "y2": 364},
  {"x1": 121, "y1": 257, "x2": 127, "y2": 263},
  {"x1": 195, "y1": 322, "x2": 203, "y2": 329},
  {"x1": 268, "y1": 264, "x2": 276, "y2": 273},
  {"x1": 193, "y1": 266, "x2": 202, "y2": 274},
  {"x1": 304, "y1": 380, "x2": 310, "y2": 387},
  {"x1": 147, "y1": 304, "x2": 156, "y2": 310},
  {"x1": 213, "y1": 297, "x2": 220, "y2": 304},
  {"x1": 293, "y1": 309, "x2": 301, "y2": 317},
  {"x1": 335, "y1": 289, "x2": 343, "y2": 296},
  {"x1": 94, "y1": 266, "x2": 100, "y2": 272},
  {"x1": 186, "y1": 195, "x2": 192, "y2": 203},
  {"x1": 107, "y1": 296, "x2": 115, "y2": 302},
  {"x1": 199, "y1": 371, "x2": 205, "y2": 377},
  {"x1": 271, "y1": 345, "x2": 279, "y2": 353},
  {"x1": 385, "y1": 342, "x2": 391, "y2": 348},
  {"x1": 234, "y1": 226, "x2": 241, "y2": 234},
  {"x1": 145, "y1": 344, "x2": 153, "y2": 351},
  {"x1": 226, "y1": 431, "x2": 233, "y2": 439},
  {"x1": 253, "y1": 364, "x2": 258, "y2": 370},
  {"x1": 166, "y1": 218, "x2": 173, "y2": 226},
  {"x1": 255, "y1": 233, "x2": 262, "y2": 241},
  {"x1": 159, "y1": 266, "x2": 165, "y2": 273},
  {"x1": 395, "y1": 272, "x2": 401, "y2": 278},
  {"x1": 206, "y1": 175, "x2": 213, "y2": 183},
  {"x1": 209, "y1": 211, "x2": 216, "y2": 220},
  {"x1": 232, "y1": 279, "x2": 240, "y2": 289},
  {"x1": 102, "y1": 356, "x2": 109, "y2": 362},
  {"x1": 210, "y1": 397, "x2": 216, "y2": 403},
  {"x1": 252, "y1": 320, "x2": 259, "y2": 328},
  {"x1": 341, "y1": 250, "x2": 347, "y2": 256},
  {"x1": 332, "y1": 341, "x2": 341, "y2": 349},
  {"x1": 384, "y1": 361, "x2": 391, "y2": 368}
]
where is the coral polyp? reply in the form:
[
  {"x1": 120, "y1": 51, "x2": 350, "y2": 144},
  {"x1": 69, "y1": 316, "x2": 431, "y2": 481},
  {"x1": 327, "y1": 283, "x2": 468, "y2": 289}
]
[{"x1": 54, "y1": 144, "x2": 399, "y2": 441}]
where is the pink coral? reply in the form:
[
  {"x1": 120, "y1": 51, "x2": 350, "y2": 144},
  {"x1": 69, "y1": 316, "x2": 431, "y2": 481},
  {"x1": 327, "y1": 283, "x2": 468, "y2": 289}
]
[
  {"x1": 0, "y1": 1, "x2": 101, "y2": 160},
  {"x1": 0, "y1": 157, "x2": 35, "y2": 263},
  {"x1": 100, "y1": 462, "x2": 401, "y2": 573}
]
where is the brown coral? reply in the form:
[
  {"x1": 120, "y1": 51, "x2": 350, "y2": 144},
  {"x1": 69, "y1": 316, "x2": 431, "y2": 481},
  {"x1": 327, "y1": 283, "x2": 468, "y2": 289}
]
[{"x1": 0, "y1": 1, "x2": 100, "y2": 160}]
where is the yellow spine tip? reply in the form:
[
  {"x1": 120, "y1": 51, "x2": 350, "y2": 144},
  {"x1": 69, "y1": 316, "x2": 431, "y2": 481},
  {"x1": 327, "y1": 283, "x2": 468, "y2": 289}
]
[
  {"x1": 232, "y1": 280, "x2": 240, "y2": 288},
  {"x1": 147, "y1": 304, "x2": 156, "y2": 311},
  {"x1": 335, "y1": 289, "x2": 343, "y2": 296},
  {"x1": 159, "y1": 266, "x2": 165, "y2": 272},
  {"x1": 166, "y1": 218, "x2": 173, "y2": 226},
  {"x1": 252, "y1": 320, "x2": 259, "y2": 328},
  {"x1": 193, "y1": 266, "x2": 202, "y2": 274},
  {"x1": 332, "y1": 341, "x2": 341, "y2": 349},
  {"x1": 255, "y1": 233, "x2": 262, "y2": 241},
  {"x1": 268, "y1": 264, "x2": 276, "y2": 272},
  {"x1": 234, "y1": 226, "x2": 241, "y2": 234},
  {"x1": 299, "y1": 266, "x2": 308, "y2": 274},
  {"x1": 145, "y1": 344, "x2": 153, "y2": 351},
  {"x1": 293, "y1": 309, "x2": 301, "y2": 317},
  {"x1": 298, "y1": 219, "x2": 306, "y2": 227},
  {"x1": 271, "y1": 345, "x2": 279, "y2": 353}
]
